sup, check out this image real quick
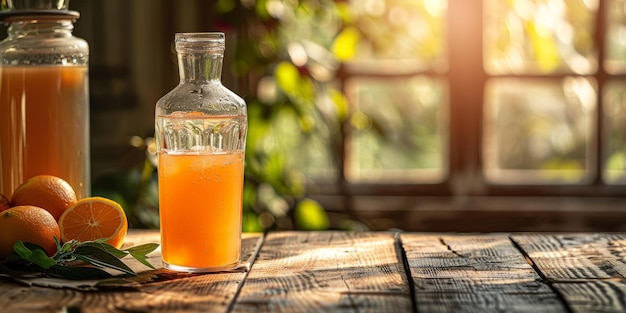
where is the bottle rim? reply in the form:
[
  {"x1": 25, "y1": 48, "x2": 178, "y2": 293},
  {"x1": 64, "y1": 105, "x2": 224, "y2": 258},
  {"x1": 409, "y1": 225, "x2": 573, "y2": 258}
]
[{"x1": 175, "y1": 32, "x2": 225, "y2": 53}]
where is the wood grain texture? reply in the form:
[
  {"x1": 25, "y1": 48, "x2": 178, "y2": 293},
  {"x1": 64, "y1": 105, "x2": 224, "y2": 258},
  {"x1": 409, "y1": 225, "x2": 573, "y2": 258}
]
[
  {"x1": 511, "y1": 233, "x2": 626, "y2": 281},
  {"x1": 232, "y1": 231, "x2": 412, "y2": 312},
  {"x1": 401, "y1": 234, "x2": 566, "y2": 313},
  {"x1": 511, "y1": 233, "x2": 626, "y2": 313},
  {"x1": 554, "y1": 281, "x2": 626, "y2": 313}
]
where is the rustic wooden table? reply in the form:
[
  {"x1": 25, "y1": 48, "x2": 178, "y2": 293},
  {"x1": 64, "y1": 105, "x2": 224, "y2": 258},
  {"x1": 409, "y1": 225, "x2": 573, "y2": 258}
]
[{"x1": 1, "y1": 230, "x2": 625, "y2": 312}]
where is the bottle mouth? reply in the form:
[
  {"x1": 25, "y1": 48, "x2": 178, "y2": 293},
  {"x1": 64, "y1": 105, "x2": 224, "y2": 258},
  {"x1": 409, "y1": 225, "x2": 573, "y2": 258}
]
[{"x1": 175, "y1": 32, "x2": 226, "y2": 53}]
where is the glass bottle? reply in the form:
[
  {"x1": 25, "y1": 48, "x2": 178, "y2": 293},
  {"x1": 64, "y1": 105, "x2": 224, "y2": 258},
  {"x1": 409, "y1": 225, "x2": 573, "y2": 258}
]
[
  {"x1": 155, "y1": 33, "x2": 247, "y2": 272},
  {"x1": 0, "y1": 0, "x2": 90, "y2": 199}
]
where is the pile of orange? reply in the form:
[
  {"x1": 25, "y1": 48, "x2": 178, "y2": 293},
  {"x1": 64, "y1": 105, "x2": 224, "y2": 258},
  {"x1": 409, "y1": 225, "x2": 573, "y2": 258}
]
[{"x1": 0, "y1": 175, "x2": 128, "y2": 259}]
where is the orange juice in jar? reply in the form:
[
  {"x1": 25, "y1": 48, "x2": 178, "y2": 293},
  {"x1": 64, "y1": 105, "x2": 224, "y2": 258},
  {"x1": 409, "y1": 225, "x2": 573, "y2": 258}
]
[
  {"x1": 155, "y1": 33, "x2": 247, "y2": 272},
  {"x1": 0, "y1": 66, "x2": 90, "y2": 199}
]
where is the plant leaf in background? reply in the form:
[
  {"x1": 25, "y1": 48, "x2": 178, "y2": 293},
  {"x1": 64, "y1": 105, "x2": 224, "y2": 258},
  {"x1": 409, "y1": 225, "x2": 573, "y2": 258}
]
[
  {"x1": 332, "y1": 27, "x2": 360, "y2": 61},
  {"x1": 295, "y1": 198, "x2": 330, "y2": 230}
]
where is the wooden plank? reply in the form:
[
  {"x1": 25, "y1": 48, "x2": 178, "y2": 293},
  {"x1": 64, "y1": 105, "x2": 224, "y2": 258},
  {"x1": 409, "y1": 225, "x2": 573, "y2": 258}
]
[
  {"x1": 511, "y1": 233, "x2": 626, "y2": 313},
  {"x1": 0, "y1": 231, "x2": 264, "y2": 313},
  {"x1": 401, "y1": 234, "x2": 566, "y2": 313},
  {"x1": 231, "y1": 231, "x2": 412, "y2": 312},
  {"x1": 554, "y1": 281, "x2": 626, "y2": 313},
  {"x1": 511, "y1": 233, "x2": 626, "y2": 281}
]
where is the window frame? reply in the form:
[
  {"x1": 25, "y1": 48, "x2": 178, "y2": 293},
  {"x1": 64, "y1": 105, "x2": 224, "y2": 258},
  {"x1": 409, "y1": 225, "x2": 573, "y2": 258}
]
[{"x1": 311, "y1": 0, "x2": 626, "y2": 205}]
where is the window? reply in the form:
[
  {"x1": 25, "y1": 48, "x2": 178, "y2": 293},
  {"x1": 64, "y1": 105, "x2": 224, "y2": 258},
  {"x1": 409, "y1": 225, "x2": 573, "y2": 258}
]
[{"x1": 302, "y1": 0, "x2": 625, "y2": 215}]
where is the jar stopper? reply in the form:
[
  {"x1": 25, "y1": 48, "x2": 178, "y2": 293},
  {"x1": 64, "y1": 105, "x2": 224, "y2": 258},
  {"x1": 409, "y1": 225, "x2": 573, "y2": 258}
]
[{"x1": 0, "y1": 0, "x2": 79, "y2": 21}]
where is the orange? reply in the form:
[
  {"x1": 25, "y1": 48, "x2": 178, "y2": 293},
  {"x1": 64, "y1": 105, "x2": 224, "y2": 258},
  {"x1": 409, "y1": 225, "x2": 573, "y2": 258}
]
[
  {"x1": 10, "y1": 175, "x2": 77, "y2": 221},
  {"x1": 58, "y1": 197, "x2": 128, "y2": 248},
  {"x1": 0, "y1": 194, "x2": 9, "y2": 213},
  {"x1": 0, "y1": 205, "x2": 60, "y2": 259}
]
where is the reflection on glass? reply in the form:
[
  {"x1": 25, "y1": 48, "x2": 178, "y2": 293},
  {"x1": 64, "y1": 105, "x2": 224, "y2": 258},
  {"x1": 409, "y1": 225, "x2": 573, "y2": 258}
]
[
  {"x1": 345, "y1": 76, "x2": 447, "y2": 183},
  {"x1": 484, "y1": 77, "x2": 596, "y2": 184},
  {"x1": 603, "y1": 80, "x2": 626, "y2": 184},
  {"x1": 347, "y1": 0, "x2": 448, "y2": 74},
  {"x1": 606, "y1": 0, "x2": 626, "y2": 73},
  {"x1": 484, "y1": 0, "x2": 598, "y2": 74}
]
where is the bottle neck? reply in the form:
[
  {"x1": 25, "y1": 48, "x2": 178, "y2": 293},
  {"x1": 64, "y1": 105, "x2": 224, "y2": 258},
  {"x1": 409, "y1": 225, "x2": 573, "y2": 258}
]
[
  {"x1": 7, "y1": 18, "x2": 74, "y2": 39},
  {"x1": 178, "y1": 52, "x2": 223, "y2": 84}
]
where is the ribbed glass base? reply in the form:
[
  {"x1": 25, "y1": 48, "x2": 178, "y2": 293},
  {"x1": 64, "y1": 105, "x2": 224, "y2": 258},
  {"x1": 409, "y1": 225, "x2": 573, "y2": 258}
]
[{"x1": 163, "y1": 260, "x2": 240, "y2": 273}]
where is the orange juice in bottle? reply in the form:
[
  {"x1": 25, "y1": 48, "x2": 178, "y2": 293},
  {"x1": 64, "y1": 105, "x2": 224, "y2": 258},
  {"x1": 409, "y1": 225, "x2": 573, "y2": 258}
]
[
  {"x1": 155, "y1": 33, "x2": 247, "y2": 272},
  {"x1": 158, "y1": 149, "x2": 244, "y2": 269},
  {"x1": 0, "y1": 3, "x2": 90, "y2": 199}
]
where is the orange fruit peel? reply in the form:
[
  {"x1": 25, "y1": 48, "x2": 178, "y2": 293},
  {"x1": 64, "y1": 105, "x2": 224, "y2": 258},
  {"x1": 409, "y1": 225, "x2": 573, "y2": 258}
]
[
  {"x1": 58, "y1": 197, "x2": 128, "y2": 248},
  {"x1": 0, "y1": 205, "x2": 61, "y2": 259},
  {"x1": 10, "y1": 175, "x2": 77, "y2": 221}
]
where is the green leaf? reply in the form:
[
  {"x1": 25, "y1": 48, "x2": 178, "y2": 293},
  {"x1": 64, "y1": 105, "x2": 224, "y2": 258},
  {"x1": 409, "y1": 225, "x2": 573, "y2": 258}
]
[
  {"x1": 295, "y1": 198, "x2": 330, "y2": 230},
  {"x1": 273, "y1": 64, "x2": 315, "y2": 105},
  {"x1": 13, "y1": 241, "x2": 56, "y2": 269},
  {"x1": 54, "y1": 237, "x2": 63, "y2": 254},
  {"x1": 1, "y1": 238, "x2": 159, "y2": 280},
  {"x1": 125, "y1": 243, "x2": 159, "y2": 256},
  {"x1": 255, "y1": 0, "x2": 271, "y2": 20},
  {"x1": 79, "y1": 241, "x2": 128, "y2": 259},
  {"x1": 46, "y1": 264, "x2": 112, "y2": 280},
  {"x1": 275, "y1": 62, "x2": 300, "y2": 96},
  {"x1": 216, "y1": 0, "x2": 237, "y2": 13},
  {"x1": 329, "y1": 88, "x2": 349, "y2": 121},
  {"x1": 58, "y1": 240, "x2": 76, "y2": 254},
  {"x1": 334, "y1": 2, "x2": 355, "y2": 24},
  {"x1": 126, "y1": 243, "x2": 159, "y2": 269},
  {"x1": 74, "y1": 246, "x2": 136, "y2": 276},
  {"x1": 332, "y1": 27, "x2": 360, "y2": 61},
  {"x1": 243, "y1": 211, "x2": 264, "y2": 232}
]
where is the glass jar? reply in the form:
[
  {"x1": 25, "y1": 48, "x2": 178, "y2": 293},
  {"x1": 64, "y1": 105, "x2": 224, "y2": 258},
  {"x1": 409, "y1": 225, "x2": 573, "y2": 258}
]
[
  {"x1": 0, "y1": 0, "x2": 90, "y2": 199},
  {"x1": 155, "y1": 33, "x2": 247, "y2": 272}
]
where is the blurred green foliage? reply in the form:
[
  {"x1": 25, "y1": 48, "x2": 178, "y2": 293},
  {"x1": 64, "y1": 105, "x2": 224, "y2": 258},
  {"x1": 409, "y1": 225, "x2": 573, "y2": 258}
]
[
  {"x1": 93, "y1": 0, "x2": 359, "y2": 232},
  {"x1": 217, "y1": 0, "x2": 356, "y2": 231}
]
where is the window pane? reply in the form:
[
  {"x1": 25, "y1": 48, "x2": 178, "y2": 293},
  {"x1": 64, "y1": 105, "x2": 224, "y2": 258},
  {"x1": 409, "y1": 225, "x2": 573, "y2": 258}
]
[
  {"x1": 484, "y1": 0, "x2": 598, "y2": 75},
  {"x1": 606, "y1": 0, "x2": 626, "y2": 73},
  {"x1": 345, "y1": 76, "x2": 447, "y2": 183},
  {"x1": 603, "y1": 80, "x2": 626, "y2": 184},
  {"x1": 484, "y1": 77, "x2": 596, "y2": 184},
  {"x1": 347, "y1": 0, "x2": 448, "y2": 74}
]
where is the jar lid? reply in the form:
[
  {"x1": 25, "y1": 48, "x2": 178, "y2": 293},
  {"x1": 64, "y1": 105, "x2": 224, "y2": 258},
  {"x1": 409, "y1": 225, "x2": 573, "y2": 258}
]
[{"x1": 0, "y1": 0, "x2": 79, "y2": 21}]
